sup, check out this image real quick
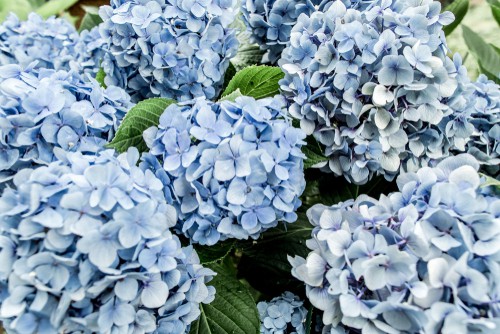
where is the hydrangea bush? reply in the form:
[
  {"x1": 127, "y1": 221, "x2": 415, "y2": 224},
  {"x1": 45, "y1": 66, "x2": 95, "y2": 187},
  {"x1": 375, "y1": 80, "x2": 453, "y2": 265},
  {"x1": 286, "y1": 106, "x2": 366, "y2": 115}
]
[
  {"x1": 143, "y1": 96, "x2": 306, "y2": 245},
  {"x1": 0, "y1": 0, "x2": 498, "y2": 333},
  {"x1": 98, "y1": 0, "x2": 240, "y2": 102},
  {"x1": 289, "y1": 154, "x2": 500, "y2": 333},
  {"x1": 0, "y1": 148, "x2": 215, "y2": 334},
  {"x1": 0, "y1": 64, "x2": 132, "y2": 182}
]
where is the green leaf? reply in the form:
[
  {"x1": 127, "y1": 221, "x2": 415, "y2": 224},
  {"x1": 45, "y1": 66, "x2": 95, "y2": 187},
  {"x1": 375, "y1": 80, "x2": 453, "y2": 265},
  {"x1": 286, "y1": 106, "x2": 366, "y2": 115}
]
[
  {"x1": 195, "y1": 241, "x2": 234, "y2": 264},
  {"x1": 231, "y1": 44, "x2": 266, "y2": 71},
  {"x1": 219, "y1": 88, "x2": 243, "y2": 102},
  {"x1": 78, "y1": 6, "x2": 103, "y2": 32},
  {"x1": 222, "y1": 65, "x2": 284, "y2": 100},
  {"x1": 222, "y1": 62, "x2": 237, "y2": 92},
  {"x1": 462, "y1": 25, "x2": 500, "y2": 83},
  {"x1": 492, "y1": 44, "x2": 500, "y2": 55},
  {"x1": 0, "y1": 0, "x2": 34, "y2": 21},
  {"x1": 305, "y1": 305, "x2": 314, "y2": 334},
  {"x1": 302, "y1": 146, "x2": 329, "y2": 169},
  {"x1": 95, "y1": 68, "x2": 107, "y2": 88},
  {"x1": 35, "y1": 0, "x2": 78, "y2": 19},
  {"x1": 480, "y1": 173, "x2": 500, "y2": 190},
  {"x1": 487, "y1": 0, "x2": 500, "y2": 26},
  {"x1": 301, "y1": 172, "x2": 397, "y2": 210},
  {"x1": 107, "y1": 98, "x2": 175, "y2": 153},
  {"x1": 302, "y1": 136, "x2": 329, "y2": 169},
  {"x1": 189, "y1": 262, "x2": 260, "y2": 334},
  {"x1": 442, "y1": 0, "x2": 469, "y2": 36},
  {"x1": 27, "y1": 0, "x2": 45, "y2": 7},
  {"x1": 236, "y1": 215, "x2": 313, "y2": 297}
]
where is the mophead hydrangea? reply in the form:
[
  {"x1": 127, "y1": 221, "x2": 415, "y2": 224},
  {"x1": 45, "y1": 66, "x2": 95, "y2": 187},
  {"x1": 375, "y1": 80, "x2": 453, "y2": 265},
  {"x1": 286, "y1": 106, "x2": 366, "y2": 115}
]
[
  {"x1": 98, "y1": 0, "x2": 240, "y2": 102},
  {"x1": 258, "y1": 291, "x2": 308, "y2": 334},
  {"x1": 278, "y1": 0, "x2": 474, "y2": 184},
  {"x1": 0, "y1": 148, "x2": 215, "y2": 334},
  {"x1": 289, "y1": 154, "x2": 500, "y2": 333},
  {"x1": 0, "y1": 64, "x2": 132, "y2": 183},
  {"x1": 142, "y1": 96, "x2": 306, "y2": 245},
  {"x1": 0, "y1": 13, "x2": 103, "y2": 76}
]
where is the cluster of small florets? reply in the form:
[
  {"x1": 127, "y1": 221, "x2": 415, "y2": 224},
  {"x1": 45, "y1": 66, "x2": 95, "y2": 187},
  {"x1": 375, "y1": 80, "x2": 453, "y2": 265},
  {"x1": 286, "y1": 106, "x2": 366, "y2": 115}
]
[
  {"x1": 279, "y1": 0, "x2": 467, "y2": 184},
  {"x1": 74, "y1": 26, "x2": 108, "y2": 77},
  {"x1": 443, "y1": 55, "x2": 499, "y2": 175},
  {"x1": 241, "y1": 0, "x2": 321, "y2": 64},
  {"x1": 142, "y1": 96, "x2": 306, "y2": 245},
  {"x1": 258, "y1": 292, "x2": 308, "y2": 334},
  {"x1": 98, "y1": 0, "x2": 239, "y2": 102},
  {"x1": 289, "y1": 154, "x2": 500, "y2": 333},
  {"x1": 0, "y1": 64, "x2": 132, "y2": 182},
  {"x1": 0, "y1": 13, "x2": 108, "y2": 76},
  {"x1": 0, "y1": 148, "x2": 215, "y2": 334},
  {"x1": 0, "y1": 13, "x2": 81, "y2": 70},
  {"x1": 467, "y1": 76, "x2": 500, "y2": 167}
]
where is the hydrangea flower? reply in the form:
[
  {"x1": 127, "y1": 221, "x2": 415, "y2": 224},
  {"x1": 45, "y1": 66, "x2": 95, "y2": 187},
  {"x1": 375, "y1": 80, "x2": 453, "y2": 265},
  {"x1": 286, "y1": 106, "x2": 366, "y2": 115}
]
[
  {"x1": 74, "y1": 26, "x2": 109, "y2": 77},
  {"x1": 0, "y1": 148, "x2": 215, "y2": 334},
  {"x1": 258, "y1": 292, "x2": 308, "y2": 333},
  {"x1": 0, "y1": 13, "x2": 103, "y2": 77},
  {"x1": 289, "y1": 154, "x2": 500, "y2": 334},
  {"x1": 0, "y1": 64, "x2": 132, "y2": 183},
  {"x1": 0, "y1": 13, "x2": 82, "y2": 70},
  {"x1": 467, "y1": 76, "x2": 500, "y2": 169},
  {"x1": 278, "y1": 0, "x2": 473, "y2": 184},
  {"x1": 142, "y1": 96, "x2": 306, "y2": 245},
  {"x1": 98, "y1": 0, "x2": 239, "y2": 102},
  {"x1": 241, "y1": 0, "x2": 316, "y2": 64}
]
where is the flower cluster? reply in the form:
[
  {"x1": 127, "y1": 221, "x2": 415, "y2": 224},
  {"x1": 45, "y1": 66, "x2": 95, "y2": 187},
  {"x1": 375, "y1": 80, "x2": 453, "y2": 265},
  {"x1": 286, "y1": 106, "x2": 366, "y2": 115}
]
[
  {"x1": 143, "y1": 96, "x2": 306, "y2": 245},
  {"x1": 0, "y1": 64, "x2": 132, "y2": 182},
  {"x1": 0, "y1": 13, "x2": 81, "y2": 70},
  {"x1": 0, "y1": 13, "x2": 108, "y2": 77},
  {"x1": 279, "y1": 0, "x2": 468, "y2": 184},
  {"x1": 289, "y1": 154, "x2": 500, "y2": 333},
  {"x1": 98, "y1": 0, "x2": 239, "y2": 102},
  {"x1": 241, "y1": 0, "x2": 319, "y2": 64},
  {"x1": 75, "y1": 26, "x2": 108, "y2": 77},
  {"x1": 0, "y1": 148, "x2": 215, "y2": 334},
  {"x1": 442, "y1": 55, "x2": 499, "y2": 175},
  {"x1": 467, "y1": 76, "x2": 500, "y2": 169},
  {"x1": 258, "y1": 292, "x2": 308, "y2": 334}
]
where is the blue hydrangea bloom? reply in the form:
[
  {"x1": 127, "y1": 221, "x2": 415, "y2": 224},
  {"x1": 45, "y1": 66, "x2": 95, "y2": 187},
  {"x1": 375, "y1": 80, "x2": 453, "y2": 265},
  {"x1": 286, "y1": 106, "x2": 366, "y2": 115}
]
[
  {"x1": 241, "y1": 0, "x2": 319, "y2": 64},
  {"x1": 467, "y1": 76, "x2": 500, "y2": 166},
  {"x1": 441, "y1": 55, "x2": 500, "y2": 176},
  {"x1": 0, "y1": 148, "x2": 215, "y2": 334},
  {"x1": 142, "y1": 96, "x2": 306, "y2": 245},
  {"x1": 75, "y1": 26, "x2": 109, "y2": 77},
  {"x1": 258, "y1": 292, "x2": 308, "y2": 334},
  {"x1": 98, "y1": 0, "x2": 239, "y2": 102},
  {"x1": 0, "y1": 13, "x2": 81, "y2": 70},
  {"x1": 0, "y1": 13, "x2": 102, "y2": 76},
  {"x1": 278, "y1": 0, "x2": 474, "y2": 184},
  {"x1": 0, "y1": 64, "x2": 132, "y2": 183},
  {"x1": 289, "y1": 154, "x2": 500, "y2": 334}
]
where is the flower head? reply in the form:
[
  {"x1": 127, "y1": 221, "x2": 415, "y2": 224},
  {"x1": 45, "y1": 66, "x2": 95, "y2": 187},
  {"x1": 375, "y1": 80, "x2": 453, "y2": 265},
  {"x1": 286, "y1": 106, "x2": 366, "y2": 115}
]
[
  {"x1": 290, "y1": 154, "x2": 500, "y2": 333},
  {"x1": 278, "y1": 0, "x2": 475, "y2": 184},
  {"x1": 258, "y1": 292, "x2": 308, "y2": 334},
  {"x1": 0, "y1": 13, "x2": 103, "y2": 76},
  {"x1": 143, "y1": 96, "x2": 306, "y2": 245},
  {"x1": 0, "y1": 148, "x2": 215, "y2": 334},
  {"x1": 0, "y1": 64, "x2": 132, "y2": 183},
  {"x1": 98, "y1": 0, "x2": 239, "y2": 102}
]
